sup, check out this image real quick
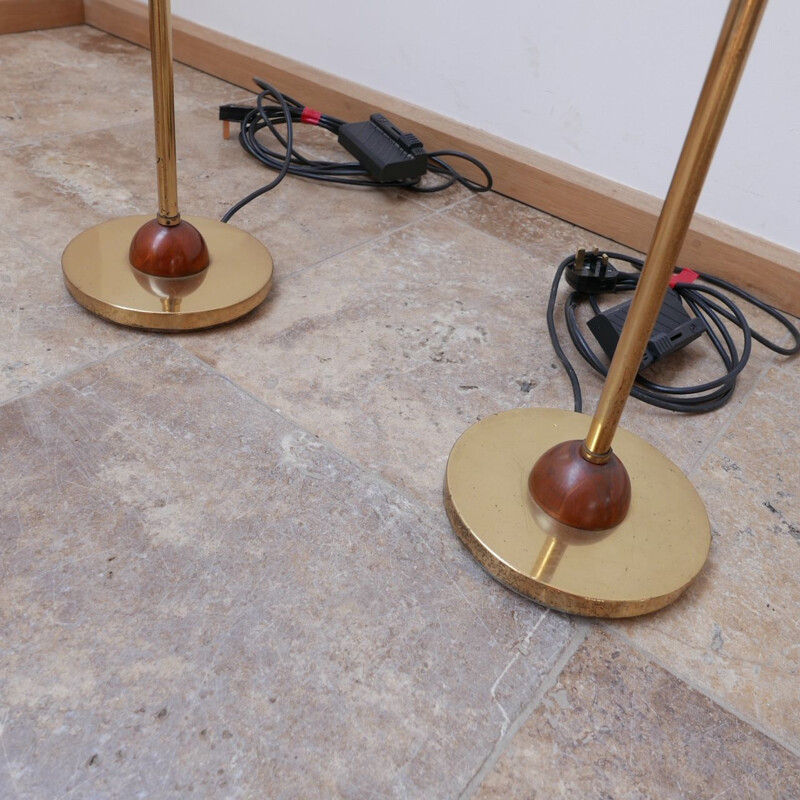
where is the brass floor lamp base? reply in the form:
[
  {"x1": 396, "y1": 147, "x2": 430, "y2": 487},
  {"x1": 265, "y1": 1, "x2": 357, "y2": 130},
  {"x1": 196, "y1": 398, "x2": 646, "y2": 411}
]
[
  {"x1": 62, "y1": 215, "x2": 273, "y2": 331},
  {"x1": 444, "y1": 408, "x2": 710, "y2": 618}
]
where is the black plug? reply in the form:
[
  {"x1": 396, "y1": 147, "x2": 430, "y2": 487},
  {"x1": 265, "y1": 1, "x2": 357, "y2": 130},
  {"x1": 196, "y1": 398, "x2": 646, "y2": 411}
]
[
  {"x1": 219, "y1": 104, "x2": 254, "y2": 123},
  {"x1": 587, "y1": 288, "x2": 707, "y2": 370},
  {"x1": 338, "y1": 114, "x2": 428, "y2": 182},
  {"x1": 219, "y1": 103, "x2": 256, "y2": 140},
  {"x1": 565, "y1": 248, "x2": 619, "y2": 294}
]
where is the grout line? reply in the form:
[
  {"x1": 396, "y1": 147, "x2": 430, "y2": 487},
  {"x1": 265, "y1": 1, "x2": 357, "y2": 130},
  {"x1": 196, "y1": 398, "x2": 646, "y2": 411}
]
[
  {"x1": 458, "y1": 620, "x2": 591, "y2": 800},
  {"x1": 0, "y1": 338, "x2": 153, "y2": 410},
  {"x1": 39, "y1": 24, "x2": 87, "y2": 40},
  {"x1": 163, "y1": 340, "x2": 545, "y2": 647},
  {"x1": 170, "y1": 341, "x2": 440, "y2": 515},
  {"x1": 601, "y1": 624, "x2": 800, "y2": 759},
  {"x1": 404, "y1": 188, "x2": 477, "y2": 215},
  {"x1": 271, "y1": 190, "x2": 479, "y2": 285},
  {"x1": 2, "y1": 97, "x2": 238, "y2": 157},
  {"x1": 1, "y1": 335, "x2": 412, "y2": 520},
  {"x1": 442, "y1": 193, "x2": 645, "y2": 265}
]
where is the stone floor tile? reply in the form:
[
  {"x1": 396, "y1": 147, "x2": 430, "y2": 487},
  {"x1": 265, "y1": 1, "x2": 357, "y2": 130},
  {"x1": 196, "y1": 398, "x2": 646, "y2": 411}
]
[
  {"x1": 1, "y1": 26, "x2": 232, "y2": 148},
  {"x1": 0, "y1": 229, "x2": 144, "y2": 403},
  {"x1": 446, "y1": 191, "x2": 612, "y2": 266},
  {"x1": 0, "y1": 131, "x2": 148, "y2": 262},
  {"x1": 179, "y1": 208, "x2": 781, "y2": 511},
  {"x1": 3, "y1": 23, "x2": 798, "y2": 798},
  {"x1": 476, "y1": 630, "x2": 800, "y2": 800},
  {"x1": 0, "y1": 340, "x2": 575, "y2": 799},
  {"x1": 178, "y1": 213, "x2": 569, "y2": 509},
  {"x1": 611, "y1": 362, "x2": 800, "y2": 750},
  {"x1": 0, "y1": 106, "x2": 435, "y2": 280}
]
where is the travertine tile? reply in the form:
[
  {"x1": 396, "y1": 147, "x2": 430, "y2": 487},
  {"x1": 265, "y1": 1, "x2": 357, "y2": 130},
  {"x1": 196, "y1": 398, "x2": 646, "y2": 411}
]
[
  {"x1": 179, "y1": 206, "x2": 781, "y2": 512},
  {"x1": 612, "y1": 362, "x2": 800, "y2": 749},
  {"x1": 476, "y1": 630, "x2": 800, "y2": 799},
  {"x1": 179, "y1": 213, "x2": 569, "y2": 509},
  {"x1": 0, "y1": 31, "x2": 260, "y2": 276},
  {"x1": 0, "y1": 340, "x2": 574, "y2": 799},
  {"x1": 3, "y1": 23, "x2": 797, "y2": 798},
  {"x1": 0, "y1": 229, "x2": 142, "y2": 403},
  {"x1": 0, "y1": 106, "x2": 434, "y2": 280},
  {"x1": 0, "y1": 130, "x2": 153, "y2": 264},
  {"x1": 447, "y1": 191, "x2": 599, "y2": 265},
  {"x1": 1, "y1": 26, "x2": 235, "y2": 147}
]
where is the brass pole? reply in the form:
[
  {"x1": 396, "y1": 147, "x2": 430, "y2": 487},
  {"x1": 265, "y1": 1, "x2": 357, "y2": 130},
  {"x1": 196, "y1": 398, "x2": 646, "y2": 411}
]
[
  {"x1": 583, "y1": 0, "x2": 767, "y2": 461},
  {"x1": 149, "y1": 0, "x2": 180, "y2": 227}
]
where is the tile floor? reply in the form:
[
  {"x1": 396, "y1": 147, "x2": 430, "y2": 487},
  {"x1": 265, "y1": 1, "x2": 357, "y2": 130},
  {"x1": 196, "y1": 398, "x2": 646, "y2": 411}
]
[{"x1": 1, "y1": 25, "x2": 798, "y2": 800}]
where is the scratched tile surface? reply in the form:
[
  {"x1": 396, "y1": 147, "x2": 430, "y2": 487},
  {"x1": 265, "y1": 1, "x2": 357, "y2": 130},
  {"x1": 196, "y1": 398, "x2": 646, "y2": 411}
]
[
  {"x1": 1, "y1": 23, "x2": 798, "y2": 800},
  {"x1": 475, "y1": 631, "x2": 800, "y2": 799},
  {"x1": 0, "y1": 341, "x2": 574, "y2": 799}
]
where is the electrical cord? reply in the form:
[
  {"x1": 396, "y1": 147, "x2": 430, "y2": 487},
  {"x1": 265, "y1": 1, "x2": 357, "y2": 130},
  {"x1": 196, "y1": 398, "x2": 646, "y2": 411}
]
[
  {"x1": 221, "y1": 79, "x2": 492, "y2": 222},
  {"x1": 548, "y1": 251, "x2": 800, "y2": 414}
]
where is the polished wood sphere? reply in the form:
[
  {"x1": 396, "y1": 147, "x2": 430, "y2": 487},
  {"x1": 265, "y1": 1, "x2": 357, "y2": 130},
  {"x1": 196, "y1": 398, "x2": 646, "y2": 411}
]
[
  {"x1": 529, "y1": 439, "x2": 631, "y2": 531},
  {"x1": 129, "y1": 217, "x2": 210, "y2": 278}
]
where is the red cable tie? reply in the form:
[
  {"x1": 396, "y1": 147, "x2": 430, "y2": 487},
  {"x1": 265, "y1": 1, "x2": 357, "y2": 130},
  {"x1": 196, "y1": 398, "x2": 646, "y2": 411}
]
[
  {"x1": 300, "y1": 107, "x2": 322, "y2": 125},
  {"x1": 669, "y1": 268, "x2": 700, "y2": 288}
]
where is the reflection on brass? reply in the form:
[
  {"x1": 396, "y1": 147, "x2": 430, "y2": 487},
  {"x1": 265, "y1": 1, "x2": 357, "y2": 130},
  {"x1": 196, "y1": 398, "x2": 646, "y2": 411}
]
[
  {"x1": 131, "y1": 262, "x2": 209, "y2": 310},
  {"x1": 149, "y1": 0, "x2": 180, "y2": 226},
  {"x1": 526, "y1": 497, "x2": 617, "y2": 584},
  {"x1": 444, "y1": 408, "x2": 710, "y2": 618},
  {"x1": 526, "y1": 494, "x2": 615, "y2": 548},
  {"x1": 530, "y1": 538, "x2": 565, "y2": 583},
  {"x1": 62, "y1": 215, "x2": 273, "y2": 331},
  {"x1": 583, "y1": 0, "x2": 767, "y2": 459}
]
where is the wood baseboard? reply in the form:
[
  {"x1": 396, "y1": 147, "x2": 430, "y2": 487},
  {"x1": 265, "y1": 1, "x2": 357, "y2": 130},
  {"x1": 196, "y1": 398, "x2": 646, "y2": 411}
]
[
  {"x1": 0, "y1": 0, "x2": 84, "y2": 33},
  {"x1": 82, "y1": 0, "x2": 800, "y2": 314}
]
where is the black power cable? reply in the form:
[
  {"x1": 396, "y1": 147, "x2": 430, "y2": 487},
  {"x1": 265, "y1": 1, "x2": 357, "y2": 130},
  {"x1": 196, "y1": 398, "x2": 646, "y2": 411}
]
[
  {"x1": 221, "y1": 79, "x2": 492, "y2": 223},
  {"x1": 548, "y1": 251, "x2": 800, "y2": 414}
]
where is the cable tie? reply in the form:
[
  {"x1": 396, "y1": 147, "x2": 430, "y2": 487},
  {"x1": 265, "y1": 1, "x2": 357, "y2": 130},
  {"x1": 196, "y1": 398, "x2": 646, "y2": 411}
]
[
  {"x1": 669, "y1": 268, "x2": 700, "y2": 288},
  {"x1": 300, "y1": 107, "x2": 322, "y2": 125}
]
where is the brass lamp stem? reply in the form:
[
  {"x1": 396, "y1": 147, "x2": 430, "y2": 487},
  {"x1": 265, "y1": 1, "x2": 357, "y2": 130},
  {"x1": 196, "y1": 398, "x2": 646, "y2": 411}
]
[
  {"x1": 583, "y1": 0, "x2": 767, "y2": 461},
  {"x1": 149, "y1": 0, "x2": 180, "y2": 227}
]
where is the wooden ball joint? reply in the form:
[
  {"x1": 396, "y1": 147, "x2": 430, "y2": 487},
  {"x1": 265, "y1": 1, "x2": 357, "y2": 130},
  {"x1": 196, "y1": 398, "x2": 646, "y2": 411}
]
[
  {"x1": 129, "y1": 217, "x2": 209, "y2": 278},
  {"x1": 529, "y1": 440, "x2": 631, "y2": 530}
]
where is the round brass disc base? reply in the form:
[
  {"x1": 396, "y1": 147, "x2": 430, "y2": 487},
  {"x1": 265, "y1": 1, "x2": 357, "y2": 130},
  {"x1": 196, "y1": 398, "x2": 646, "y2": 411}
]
[
  {"x1": 62, "y1": 215, "x2": 273, "y2": 330},
  {"x1": 444, "y1": 408, "x2": 710, "y2": 618}
]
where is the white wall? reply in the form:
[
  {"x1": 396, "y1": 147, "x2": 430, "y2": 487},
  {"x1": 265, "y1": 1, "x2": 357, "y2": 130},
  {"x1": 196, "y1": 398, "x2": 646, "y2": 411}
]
[{"x1": 172, "y1": 0, "x2": 800, "y2": 252}]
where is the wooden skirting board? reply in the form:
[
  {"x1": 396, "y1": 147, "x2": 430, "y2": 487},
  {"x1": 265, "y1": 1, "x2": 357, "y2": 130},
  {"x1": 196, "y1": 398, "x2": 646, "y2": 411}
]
[
  {"x1": 0, "y1": 0, "x2": 83, "y2": 33},
  {"x1": 11, "y1": 0, "x2": 800, "y2": 313}
]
